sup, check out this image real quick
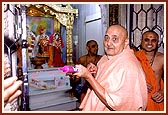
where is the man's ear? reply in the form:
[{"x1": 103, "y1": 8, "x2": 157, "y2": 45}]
[
  {"x1": 125, "y1": 38, "x2": 129, "y2": 45},
  {"x1": 124, "y1": 38, "x2": 129, "y2": 48},
  {"x1": 86, "y1": 46, "x2": 89, "y2": 51}
]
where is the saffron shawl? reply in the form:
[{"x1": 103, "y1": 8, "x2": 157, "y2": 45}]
[{"x1": 135, "y1": 50, "x2": 164, "y2": 111}]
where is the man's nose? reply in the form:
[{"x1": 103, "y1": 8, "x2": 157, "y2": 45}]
[
  {"x1": 106, "y1": 39, "x2": 114, "y2": 46},
  {"x1": 148, "y1": 40, "x2": 152, "y2": 45}
]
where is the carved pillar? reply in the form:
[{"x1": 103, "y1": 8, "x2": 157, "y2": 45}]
[
  {"x1": 109, "y1": 4, "x2": 119, "y2": 26},
  {"x1": 66, "y1": 13, "x2": 74, "y2": 65}
]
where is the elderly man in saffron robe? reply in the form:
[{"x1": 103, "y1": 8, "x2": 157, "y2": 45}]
[{"x1": 73, "y1": 25, "x2": 148, "y2": 111}]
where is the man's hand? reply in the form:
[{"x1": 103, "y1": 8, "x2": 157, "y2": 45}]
[
  {"x1": 151, "y1": 90, "x2": 164, "y2": 103},
  {"x1": 87, "y1": 63, "x2": 98, "y2": 77},
  {"x1": 147, "y1": 83, "x2": 153, "y2": 93},
  {"x1": 4, "y1": 59, "x2": 11, "y2": 78},
  {"x1": 4, "y1": 77, "x2": 22, "y2": 104},
  {"x1": 87, "y1": 63, "x2": 97, "y2": 73},
  {"x1": 73, "y1": 64, "x2": 92, "y2": 80}
]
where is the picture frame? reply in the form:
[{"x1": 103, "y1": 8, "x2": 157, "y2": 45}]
[
  {"x1": 26, "y1": 16, "x2": 54, "y2": 37},
  {"x1": 26, "y1": 16, "x2": 54, "y2": 69}
]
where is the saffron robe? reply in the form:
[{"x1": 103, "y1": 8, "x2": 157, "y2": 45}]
[
  {"x1": 135, "y1": 50, "x2": 164, "y2": 111},
  {"x1": 79, "y1": 46, "x2": 148, "y2": 111}
]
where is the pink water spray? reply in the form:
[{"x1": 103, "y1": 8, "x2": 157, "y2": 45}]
[{"x1": 59, "y1": 65, "x2": 78, "y2": 73}]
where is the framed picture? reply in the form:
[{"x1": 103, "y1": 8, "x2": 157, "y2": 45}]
[
  {"x1": 26, "y1": 16, "x2": 54, "y2": 69},
  {"x1": 26, "y1": 16, "x2": 54, "y2": 36}
]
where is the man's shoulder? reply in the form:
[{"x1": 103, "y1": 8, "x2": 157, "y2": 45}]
[
  {"x1": 79, "y1": 55, "x2": 87, "y2": 60},
  {"x1": 156, "y1": 51, "x2": 164, "y2": 56},
  {"x1": 156, "y1": 52, "x2": 164, "y2": 59},
  {"x1": 157, "y1": 52, "x2": 164, "y2": 61},
  {"x1": 77, "y1": 55, "x2": 87, "y2": 63}
]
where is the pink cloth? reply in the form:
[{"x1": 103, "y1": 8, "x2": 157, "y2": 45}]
[{"x1": 79, "y1": 46, "x2": 148, "y2": 111}]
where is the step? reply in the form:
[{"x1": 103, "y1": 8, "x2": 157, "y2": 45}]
[{"x1": 30, "y1": 96, "x2": 78, "y2": 111}]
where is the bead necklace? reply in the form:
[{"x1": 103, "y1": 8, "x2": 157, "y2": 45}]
[{"x1": 149, "y1": 52, "x2": 156, "y2": 67}]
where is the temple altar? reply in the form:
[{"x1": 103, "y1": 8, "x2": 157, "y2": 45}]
[
  {"x1": 28, "y1": 68, "x2": 78, "y2": 111},
  {"x1": 15, "y1": 4, "x2": 79, "y2": 111},
  {"x1": 16, "y1": 4, "x2": 78, "y2": 69}
]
